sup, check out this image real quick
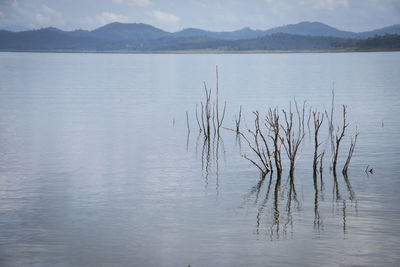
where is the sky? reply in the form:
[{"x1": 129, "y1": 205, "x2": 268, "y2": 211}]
[{"x1": 0, "y1": 0, "x2": 399, "y2": 32}]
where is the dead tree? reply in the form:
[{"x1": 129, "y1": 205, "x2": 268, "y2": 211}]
[
  {"x1": 280, "y1": 101, "x2": 305, "y2": 178},
  {"x1": 200, "y1": 82, "x2": 212, "y2": 139},
  {"x1": 332, "y1": 105, "x2": 348, "y2": 174},
  {"x1": 312, "y1": 110, "x2": 324, "y2": 174},
  {"x1": 265, "y1": 108, "x2": 282, "y2": 177},
  {"x1": 215, "y1": 66, "x2": 226, "y2": 137},
  {"x1": 342, "y1": 129, "x2": 359, "y2": 174},
  {"x1": 319, "y1": 150, "x2": 325, "y2": 174},
  {"x1": 237, "y1": 111, "x2": 272, "y2": 176},
  {"x1": 324, "y1": 89, "x2": 335, "y2": 167},
  {"x1": 235, "y1": 105, "x2": 242, "y2": 133},
  {"x1": 195, "y1": 104, "x2": 202, "y2": 133},
  {"x1": 197, "y1": 67, "x2": 226, "y2": 140}
]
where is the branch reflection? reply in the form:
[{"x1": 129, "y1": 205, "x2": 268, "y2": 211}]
[{"x1": 241, "y1": 169, "x2": 358, "y2": 240}]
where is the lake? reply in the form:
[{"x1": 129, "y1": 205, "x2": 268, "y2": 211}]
[{"x1": 0, "y1": 52, "x2": 399, "y2": 266}]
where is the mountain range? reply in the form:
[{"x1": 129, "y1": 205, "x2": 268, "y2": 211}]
[{"x1": 0, "y1": 21, "x2": 399, "y2": 51}]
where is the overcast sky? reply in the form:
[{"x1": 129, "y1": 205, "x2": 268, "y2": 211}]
[{"x1": 0, "y1": 0, "x2": 399, "y2": 32}]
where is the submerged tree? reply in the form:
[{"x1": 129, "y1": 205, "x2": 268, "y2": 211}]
[
  {"x1": 312, "y1": 110, "x2": 324, "y2": 174},
  {"x1": 342, "y1": 129, "x2": 359, "y2": 174},
  {"x1": 332, "y1": 105, "x2": 348, "y2": 174},
  {"x1": 265, "y1": 108, "x2": 282, "y2": 177},
  {"x1": 237, "y1": 111, "x2": 272, "y2": 176},
  {"x1": 279, "y1": 101, "x2": 305, "y2": 178}
]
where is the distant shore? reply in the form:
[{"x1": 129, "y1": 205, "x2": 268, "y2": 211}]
[{"x1": 1, "y1": 48, "x2": 399, "y2": 54}]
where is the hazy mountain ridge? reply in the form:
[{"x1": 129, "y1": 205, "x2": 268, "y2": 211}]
[{"x1": 0, "y1": 21, "x2": 399, "y2": 51}]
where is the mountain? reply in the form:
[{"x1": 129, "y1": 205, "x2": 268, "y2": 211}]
[
  {"x1": 175, "y1": 22, "x2": 400, "y2": 40},
  {"x1": 356, "y1": 24, "x2": 400, "y2": 38},
  {"x1": 264, "y1": 21, "x2": 355, "y2": 38},
  {"x1": 0, "y1": 27, "x2": 106, "y2": 50},
  {"x1": 90, "y1": 22, "x2": 171, "y2": 41},
  {"x1": 226, "y1": 33, "x2": 344, "y2": 51},
  {"x1": 0, "y1": 21, "x2": 399, "y2": 51},
  {"x1": 174, "y1": 27, "x2": 265, "y2": 40}
]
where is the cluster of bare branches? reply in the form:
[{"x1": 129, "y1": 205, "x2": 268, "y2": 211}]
[
  {"x1": 280, "y1": 101, "x2": 306, "y2": 177},
  {"x1": 265, "y1": 108, "x2": 282, "y2": 176},
  {"x1": 236, "y1": 111, "x2": 272, "y2": 176},
  {"x1": 236, "y1": 96, "x2": 359, "y2": 179},
  {"x1": 195, "y1": 66, "x2": 226, "y2": 140},
  {"x1": 188, "y1": 70, "x2": 362, "y2": 181},
  {"x1": 238, "y1": 102, "x2": 307, "y2": 179}
]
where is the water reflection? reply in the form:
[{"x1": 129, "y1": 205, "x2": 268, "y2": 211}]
[
  {"x1": 195, "y1": 131, "x2": 225, "y2": 192},
  {"x1": 313, "y1": 171, "x2": 325, "y2": 232},
  {"x1": 242, "y1": 169, "x2": 358, "y2": 240},
  {"x1": 332, "y1": 171, "x2": 358, "y2": 234}
]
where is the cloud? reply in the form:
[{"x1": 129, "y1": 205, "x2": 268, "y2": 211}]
[
  {"x1": 265, "y1": 0, "x2": 348, "y2": 11},
  {"x1": 34, "y1": 5, "x2": 64, "y2": 26},
  {"x1": 299, "y1": 0, "x2": 348, "y2": 10},
  {"x1": 85, "y1": 12, "x2": 130, "y2": 26},
  {"x1": 112, "y1": 0, "x2": 151, "y2": 7},
  {"x1": 216, "y1": 13, "x2": 238, "y2": 24},
  {"x1": 42, "y1": 5, "x2": 58, "y2": 16},
  {"x1": 12, "y1": 0, "x2": 18, "y2": 8},
  {"x1": 149, "y1": 10, "x2": 179, "y2": 25},
  {"x1": 35, "y1": 13, "x2": 50, "y2": 24}
]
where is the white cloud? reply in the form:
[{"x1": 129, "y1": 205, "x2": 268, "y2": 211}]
[
  {"x1": 35, "y1": 13, "x2": 51, "y2": 24},
  {"x1": 42, "y1": 4, "x2": 58, "y2": 16},
  {"x1": 150, "y1": 10, "x2": 179, "y2": 25},
  {"x1": 265, "y1": 0, "x2": 348, "y2": 11},
  {"x1": 299, "y1": 0, "x2": 348, "y2": 10},
  {"x1": 11, "y1": 0, "x2": 18, "y2": 8},
  {"x1": 216, "y1": 13, "x2": 238, "y2": 24},
  {"x1": 34, "y1": 5, "x2": 64, "y2": 26},
  {"x1": 112, "y1": 0, "x2": 151, "y2": 7},
  {"x1": 85, "y1": 12, "x2": 130, "y2": 26}
]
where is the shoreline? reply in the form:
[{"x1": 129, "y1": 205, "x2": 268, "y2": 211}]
[{"x1": 0, "y1": 48, "x2": 399, "y2": 54}]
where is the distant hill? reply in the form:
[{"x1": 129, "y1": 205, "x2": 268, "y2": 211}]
[
  {"x1": 90, "y1": 22, "x2": 171, "y2": 41},
  {"x1": 355, "y1": 24, "x2": 400, "y2": 39},
  {"x1": 0, "y1": 21, "x2": 399, "y2": 52},
  {"x1": 0, "y1": 28, "x2": 106, "y2": 50},
  {"x1": 174, "y1": 27, "x2": 266, "y2": 40},
  {"x1": 230, "y1": 33, "x2": 345, "y2": 50},
  {"x1": 264, "y1": 21, "x2": 355, "y2": 38},
  {"x1": 174, "y1": 22, "x2": 400, "y2": 40}
]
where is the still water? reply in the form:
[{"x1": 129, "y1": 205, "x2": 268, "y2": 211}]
[{"x1": 0, "y1": 52, "x2": 399, "y2": 266}]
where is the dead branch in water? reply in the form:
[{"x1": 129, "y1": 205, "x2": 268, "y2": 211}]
[
  {"x1": 215, "y1": 66, "x2": 226, "y2": 137},
  {"x1": 312, "y1": 110, "x2": 324, "y2": 174},
  {"x1": 236, "y1": 111, "x2": 272, "y2": 176},
  {"x1": 200, "y1": 82, "x2": 212, "y2": 139},
  {"x1": 195, "y1": 104, "x2": 202, "y2": 132},
  {"x1": 319, "y1": 150, "x2": 325, "y2": 174},
  {"x1": 279, "y1": 100, "x2": 305, "y2": 178},
  {"x1": 324, "y1": 89, "x2": 335, "y2": 167},
  {"x1": 332, "y1": 105, "x2": 348, "y2": 174},
  {"x1": 265, "y1": 108, "x2": 282, "y2": 178},
  {"x1": 235, "y1": 105, "x2": 242, "y2": 133},
  {"x1": 342, "y1": 128, "x2": 359, "y2": 174},
  {"x1": 197, "y1": 66, "x2": 226, "y2": 140}
]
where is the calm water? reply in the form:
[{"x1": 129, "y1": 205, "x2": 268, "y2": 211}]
[{"x1": 0, "y1": 52, "x2": 400, "y2": 266}]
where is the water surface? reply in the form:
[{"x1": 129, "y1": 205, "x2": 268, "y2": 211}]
[{"x1": 0, "y1": 52, "x2": 399, "y2": 266}]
